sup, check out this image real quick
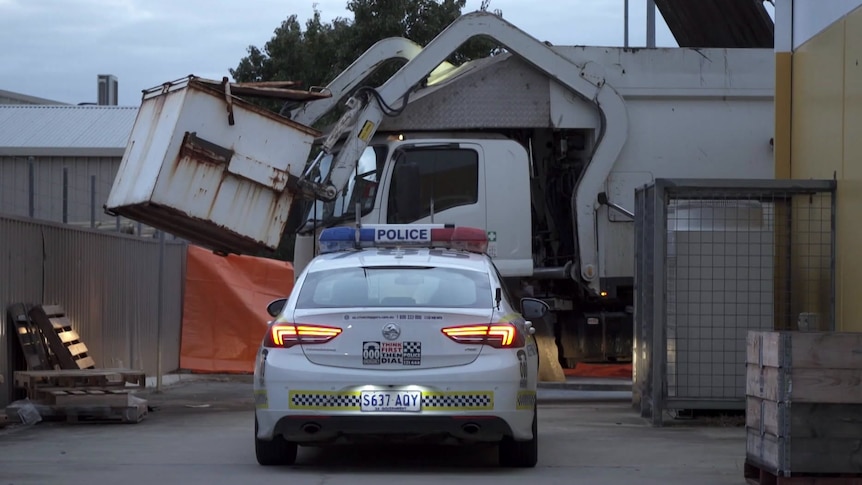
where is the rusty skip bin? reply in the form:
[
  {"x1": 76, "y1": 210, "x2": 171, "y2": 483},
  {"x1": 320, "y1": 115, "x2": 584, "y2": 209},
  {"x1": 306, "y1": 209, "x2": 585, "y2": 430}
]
[{"x1": 105, "y1": 76, "x2": 323, "y2": 256}]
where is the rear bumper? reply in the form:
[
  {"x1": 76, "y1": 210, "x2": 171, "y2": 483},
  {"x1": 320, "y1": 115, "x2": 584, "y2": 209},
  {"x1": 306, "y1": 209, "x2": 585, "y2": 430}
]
[
  {"x1": 254, "y1": 350, "x2": 536, "y2": 443},
  {"x1": 271, "y1": 414, "x2": 514, "y2": 443}
]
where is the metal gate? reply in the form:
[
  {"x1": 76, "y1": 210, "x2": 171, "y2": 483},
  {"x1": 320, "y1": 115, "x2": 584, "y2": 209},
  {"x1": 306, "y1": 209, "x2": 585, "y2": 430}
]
[{"x1": 633, "y1": 179, "x2": 836, "y2": 425}]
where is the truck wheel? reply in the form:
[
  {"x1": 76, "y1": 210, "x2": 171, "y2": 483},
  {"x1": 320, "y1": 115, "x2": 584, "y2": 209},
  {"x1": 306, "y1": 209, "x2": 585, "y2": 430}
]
[
  {"x1": 255, "y1": 417, "x2": 297, "y2": 466},
  {"x1": 498, "y1": 404, "x2": 538, "y2": 468}
]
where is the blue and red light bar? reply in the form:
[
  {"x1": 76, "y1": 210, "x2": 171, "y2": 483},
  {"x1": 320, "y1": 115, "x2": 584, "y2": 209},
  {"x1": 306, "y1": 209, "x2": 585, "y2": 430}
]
[{"x1": 318, "y1": 224, "x2": 489, "y2": 254}]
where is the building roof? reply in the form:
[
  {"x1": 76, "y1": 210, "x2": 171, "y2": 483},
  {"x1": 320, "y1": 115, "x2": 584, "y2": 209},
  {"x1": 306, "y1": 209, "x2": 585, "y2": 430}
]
[
  {"x1": 0, "y1": 104, "x2": 138, "y2": 157},
  {"x1": 656, "y1": 0, "x2": 774, "y2": 48},
  {"x1": 0, "y1": 89, "x2": 68, "y2": 106}
]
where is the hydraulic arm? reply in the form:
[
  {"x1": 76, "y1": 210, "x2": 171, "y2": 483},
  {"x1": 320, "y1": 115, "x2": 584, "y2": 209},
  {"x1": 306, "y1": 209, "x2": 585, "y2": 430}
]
[{"x1": 296, "y1": 11, "x2": 629, "y2": 292}]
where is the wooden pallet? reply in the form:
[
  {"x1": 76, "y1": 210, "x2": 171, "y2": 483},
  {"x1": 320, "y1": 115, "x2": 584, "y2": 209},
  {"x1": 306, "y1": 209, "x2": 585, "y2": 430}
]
[
  {"x1": 34, "y1": 388, "x2": 134, "y2": 406},
  {"x1": 28, "y1": 305, "x2": 95, "y2": 369},
  {"x1": 5, "y1": 383, "x2": 148, "y2": 425},
  {"x1": 14, "y1": 369, "x2": 146, "y2": 397},
  {"x1": 61, "y1": 402, "x2": 148, "y2": 424},
  {"x1": 7, "y1": 303, "x2": 54, "y2": 371},
  {"x1": 746, "y1": 331, "x2": 862, "y2": 477},
  {"x1": 746, "y1": 460, "x2": 862, "y2": 484},
  {"x1": 6, "y1": 399, "x2": 148, "y2": 424}
]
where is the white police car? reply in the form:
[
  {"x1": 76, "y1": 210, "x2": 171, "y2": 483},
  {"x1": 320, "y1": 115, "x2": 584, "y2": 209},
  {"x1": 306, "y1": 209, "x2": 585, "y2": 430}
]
[{"x1": 253, "y1": 224, "x2": 548, "y2": 468}]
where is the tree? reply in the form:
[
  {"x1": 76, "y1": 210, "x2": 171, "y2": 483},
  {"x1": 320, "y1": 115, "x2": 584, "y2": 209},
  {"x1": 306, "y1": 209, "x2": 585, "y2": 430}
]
[
  {"x1": 230, "y1": 0, "x2": 501, "y2": 117},
  {"x1": 231, "y1": 0, "x2": 502, "y2": 261}
]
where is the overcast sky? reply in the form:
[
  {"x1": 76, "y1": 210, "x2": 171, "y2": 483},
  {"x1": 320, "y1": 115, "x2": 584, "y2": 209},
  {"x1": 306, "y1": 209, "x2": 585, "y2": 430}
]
[{"x1": 1, "y1": 0, "x2": 729, "y2": 106}]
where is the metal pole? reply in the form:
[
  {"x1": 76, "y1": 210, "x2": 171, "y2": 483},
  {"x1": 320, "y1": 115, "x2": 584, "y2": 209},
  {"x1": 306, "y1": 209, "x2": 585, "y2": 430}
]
[
  {"x1": 831, "y1": 186, "x2": 837, "y2": 331},
  {"x1": 62, "y1": 168, "x2": 68, "y2": 223},
  {"x1": 650, "y1": 181, "x2": 667, "y2": 426},
  {"x1": 28, "y1": 158, "x2": 34, "y2": 218},
  {"x1": 90, "y1": 175, "x2": 96, "y2": 228},
  {"x1": 646, "y1": 0, "x2": 656, "y2": 47},
  {"x1": 624, "y1": 0, "x2": 630, "y2": 47},
  {"x1": 156, "y1": 230, "x2": 165, "y2": 392}
]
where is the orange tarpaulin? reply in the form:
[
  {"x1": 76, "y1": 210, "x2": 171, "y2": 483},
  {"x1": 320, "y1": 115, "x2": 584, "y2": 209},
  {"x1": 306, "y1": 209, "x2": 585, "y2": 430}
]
[
  {"x1": 180, "y1": 245, "x2": 295, "y2": 374},
  {"x1": 563, "y1": 363, "x2": 632, "y2": 379}
]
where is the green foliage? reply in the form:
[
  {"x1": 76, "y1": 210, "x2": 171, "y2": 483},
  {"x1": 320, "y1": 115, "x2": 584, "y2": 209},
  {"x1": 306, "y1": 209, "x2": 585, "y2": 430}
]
[
  {"x1": 230, "y1": 0, "x2": 501, "y2": 122},
  {"x1": 236, "y1": 0, "x2": 502, "y2": 261}
]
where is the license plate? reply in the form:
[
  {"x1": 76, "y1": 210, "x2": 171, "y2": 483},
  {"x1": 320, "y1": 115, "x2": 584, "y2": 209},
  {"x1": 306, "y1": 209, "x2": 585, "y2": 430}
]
[{"x1": 360, "y1": 390, "x2": 421, "y2": 412}]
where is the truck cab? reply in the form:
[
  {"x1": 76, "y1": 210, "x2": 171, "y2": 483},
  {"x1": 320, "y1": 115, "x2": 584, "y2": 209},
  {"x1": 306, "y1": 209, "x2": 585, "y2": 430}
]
[{"x1": 292, "y1": 134, "x2": 533, "y2": 279}]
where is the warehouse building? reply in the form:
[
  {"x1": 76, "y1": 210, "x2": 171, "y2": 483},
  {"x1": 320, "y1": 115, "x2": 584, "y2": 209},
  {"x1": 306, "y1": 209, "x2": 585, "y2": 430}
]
[{"x1": 0, "y1": 104, "x2": 139, "y2": 230}]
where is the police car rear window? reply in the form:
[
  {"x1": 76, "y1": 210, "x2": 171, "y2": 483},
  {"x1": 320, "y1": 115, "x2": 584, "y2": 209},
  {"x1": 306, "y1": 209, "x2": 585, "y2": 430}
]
[{"x1": 295, "y1": 266, "x2": 493, "y2": 309}]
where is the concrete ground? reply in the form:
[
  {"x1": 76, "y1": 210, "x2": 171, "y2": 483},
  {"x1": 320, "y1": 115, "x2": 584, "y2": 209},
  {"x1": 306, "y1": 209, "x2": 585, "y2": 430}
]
[{"x1": 0, "y1": 376, "x2": 747, "y2": 485}]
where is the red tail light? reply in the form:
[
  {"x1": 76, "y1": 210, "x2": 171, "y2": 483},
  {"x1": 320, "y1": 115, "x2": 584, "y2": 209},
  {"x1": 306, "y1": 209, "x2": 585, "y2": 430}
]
[
  {"x1": 441, "y1": 323, "x2": 524, "y2": 349},
  {"x1": 264, "y1": 323, "x2": 342, "y2": 348}
]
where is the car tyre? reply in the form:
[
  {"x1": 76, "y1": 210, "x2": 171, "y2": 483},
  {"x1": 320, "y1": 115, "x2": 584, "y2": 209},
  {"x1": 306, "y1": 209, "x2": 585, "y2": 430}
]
[
  {"x1": 498, "y1": 403, "x2": 538, "y2": 468},
  {"x1": 255, "y1": 416, "x2": 298, "y2": 466}
]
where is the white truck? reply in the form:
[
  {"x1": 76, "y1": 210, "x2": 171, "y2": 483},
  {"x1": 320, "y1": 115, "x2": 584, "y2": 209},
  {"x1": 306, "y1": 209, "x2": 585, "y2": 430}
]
[{"x1": 106, "y1": 11, "x2": 774, "y2": 366}]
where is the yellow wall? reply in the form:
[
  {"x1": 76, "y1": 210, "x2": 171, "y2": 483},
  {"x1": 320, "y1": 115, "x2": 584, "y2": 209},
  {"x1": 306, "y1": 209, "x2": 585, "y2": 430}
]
[
  {"x1": 842, "y1": 10, "x2": 862, "y2": 330},
  {"x1": 788, "y1": 6, "x2": 862, "y2": 331}
]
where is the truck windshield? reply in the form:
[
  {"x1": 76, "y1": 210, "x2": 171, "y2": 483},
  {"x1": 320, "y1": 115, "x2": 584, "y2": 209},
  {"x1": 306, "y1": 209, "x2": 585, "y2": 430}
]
[{"x1": 303, "y1": 146, "x2": 386, "y2": 225}]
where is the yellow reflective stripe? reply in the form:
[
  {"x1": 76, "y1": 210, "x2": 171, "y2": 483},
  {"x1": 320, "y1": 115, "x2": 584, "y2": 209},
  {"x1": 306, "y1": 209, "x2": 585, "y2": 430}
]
[
  {"x1": 254, "y1": 389, "x2": 269, "y2": 409},
  {"x1": 516, "y1": 390, "x2": 536, "y2": 410},
  {"x1": 421, "y1": 391, "x2": 494, "y2": 411},
  {"x1": 286, "y1": 390, "x2": 495, "y2": 411},
  {"x1": 288, "y1": 390, "x2": 361, "y2": 410}
]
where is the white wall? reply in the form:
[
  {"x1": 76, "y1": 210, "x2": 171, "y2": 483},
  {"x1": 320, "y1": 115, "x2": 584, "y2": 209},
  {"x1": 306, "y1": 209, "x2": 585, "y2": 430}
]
[{"x1": 776, "y1": 0, "x2": 862, "y2": 50}]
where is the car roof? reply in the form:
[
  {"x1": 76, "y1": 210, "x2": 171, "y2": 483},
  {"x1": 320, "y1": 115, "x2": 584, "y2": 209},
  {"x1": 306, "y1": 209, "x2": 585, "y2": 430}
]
[{"x1": 306, "y1": 248, "x2": 492, "y2": 273}]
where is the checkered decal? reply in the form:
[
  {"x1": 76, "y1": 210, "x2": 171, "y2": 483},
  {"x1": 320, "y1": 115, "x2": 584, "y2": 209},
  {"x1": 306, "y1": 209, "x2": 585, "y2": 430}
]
[
  {"x1": 287, "y1": 390, "x2": 493, "y2": 410},
  {"x1": 422, "y1": 393, "x2": 493, "y2": 410},
  {"x1": 403, "y1": 341, "x2": 421, "y2": 353},
  {"x1": 289, "y1": 392, "x2": 361, "y2": 410},
  {"x1": 516, "y1": 391, "x2": 536, "y2": 410}
]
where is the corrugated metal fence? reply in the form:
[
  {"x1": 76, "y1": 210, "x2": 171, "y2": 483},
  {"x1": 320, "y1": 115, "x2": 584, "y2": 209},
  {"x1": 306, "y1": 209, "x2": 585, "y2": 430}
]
[{"x1": 0, "y1": 214, "x2": 187, "y2": 407}]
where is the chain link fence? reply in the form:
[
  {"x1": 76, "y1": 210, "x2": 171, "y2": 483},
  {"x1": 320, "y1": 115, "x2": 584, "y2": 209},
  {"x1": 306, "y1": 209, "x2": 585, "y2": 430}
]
[{"x1": 633, "y1": 179, "x2": 836, "y2": 426}]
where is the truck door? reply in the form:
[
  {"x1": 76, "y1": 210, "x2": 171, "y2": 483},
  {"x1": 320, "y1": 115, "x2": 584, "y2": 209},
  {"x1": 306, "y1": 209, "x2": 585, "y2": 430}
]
[{"x1": 379, "y1": 144, "x2": 486, "y2": 230}]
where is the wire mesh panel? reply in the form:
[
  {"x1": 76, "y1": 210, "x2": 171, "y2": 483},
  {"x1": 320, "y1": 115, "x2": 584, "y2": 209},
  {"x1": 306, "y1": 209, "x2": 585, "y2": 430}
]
[
  {"x1": 634, "y1": 179, "x2": 836, "y2": 425},
  {"x1": 666, "y1": 199, "x2": 776, "y2": 403}
]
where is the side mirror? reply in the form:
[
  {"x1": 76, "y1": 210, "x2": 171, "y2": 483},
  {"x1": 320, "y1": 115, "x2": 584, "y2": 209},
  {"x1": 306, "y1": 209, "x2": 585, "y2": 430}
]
[
  {"x1": 520, "y1": 297, "x2": 550, "y2": 320},
  {"x1": 266, "y1": 298, "x2": 288, "y2": 318}
]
